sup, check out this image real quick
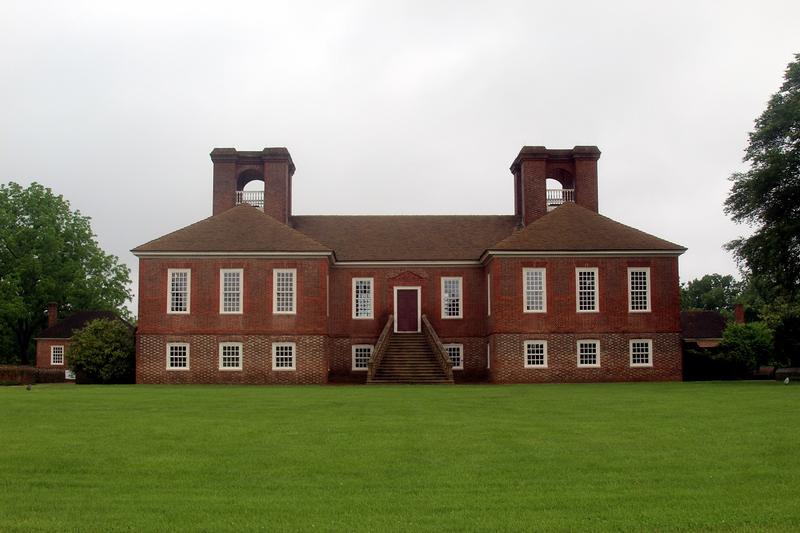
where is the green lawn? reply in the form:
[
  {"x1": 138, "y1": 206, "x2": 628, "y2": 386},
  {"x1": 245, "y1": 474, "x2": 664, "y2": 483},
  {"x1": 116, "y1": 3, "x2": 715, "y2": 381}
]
[{"x1": 0, "y1": 382, "x2": 798, "y2": 532}]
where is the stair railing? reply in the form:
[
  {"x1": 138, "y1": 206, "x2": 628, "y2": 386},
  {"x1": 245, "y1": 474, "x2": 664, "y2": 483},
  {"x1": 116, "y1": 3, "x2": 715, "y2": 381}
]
[
  {"x1": 421, "y1": 315, "x2": 454, "y2": 381},
  {"x1": 367, "y1": 315, "x2": 393, "y2": 381}
]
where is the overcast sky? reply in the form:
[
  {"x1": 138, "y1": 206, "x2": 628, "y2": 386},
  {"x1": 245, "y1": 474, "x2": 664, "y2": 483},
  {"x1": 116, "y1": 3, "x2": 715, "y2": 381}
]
[{"x1": 2, "y1": 0, "x2": 798, "y2": 315}]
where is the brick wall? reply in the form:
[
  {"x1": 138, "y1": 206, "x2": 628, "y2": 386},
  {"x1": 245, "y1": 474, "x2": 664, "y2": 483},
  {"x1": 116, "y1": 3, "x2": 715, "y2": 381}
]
[
  {"x1": 35, "y1": 339, "x2": 71, "y2": 369},
  {"x1": 137, "y1": 334, "x2": 327, "y2": 384},
  {"x1": 489, "y1": 332, "x2": 682, "y2": 383},
  {"x1": 439, "y1": 336, "x2": 488, "y2": 383}
]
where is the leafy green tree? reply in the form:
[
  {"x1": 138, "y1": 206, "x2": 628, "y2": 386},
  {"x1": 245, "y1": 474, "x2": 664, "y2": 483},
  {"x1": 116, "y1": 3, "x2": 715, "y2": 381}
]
[
  {"x1": 0, "y1": 182, "x2": 132, "y2": 364},
  {"x1": 68, "y1": 319, "x2": 135, "y2": 384},
  {"x1": 680, "y1": 273, "x2": 743, "y2": 313},
  {"x1": 724, "y1": 54, "x2": 800, "y2": 365},
  {"x1": 718, "y1": 322, "x2": 775, "y2": 371}
]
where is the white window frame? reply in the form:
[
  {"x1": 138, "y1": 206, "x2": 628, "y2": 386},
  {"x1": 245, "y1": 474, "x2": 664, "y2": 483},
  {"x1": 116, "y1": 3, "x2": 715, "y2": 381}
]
[
  {"x1": 441, "y1": 276, "x2": 463, "y2": 319},
  {"x1": 166, "y1": 342, "x2": 190, "y2": 370},
  {"x1": 272, "y1": 342, "x2": 296, "y2": 371},
  {"x1": 167, "y1": 268, "x2": 191, "y2": 314},
  {"x1": 352, "y1": 277, "x2": 374, "y2": 319},
  {"x1": 628, "y1": 267, "x2": 651, "y2": 313},
  {"x1": 576, "y1": 267, "x2": 599, "y2": 313},
  {"x1": 218, "y1": 342, "x2": 243, "y2": 371},
  {"x1": 273, "y1": 269, "x2": 297, "y2": 315},
  {"x1": 351, "y1": 344, "x2": 373, "y2": 371},
  {"x1": 577, "y1": 340, "x2": 601, "y2": 368},
  {"x1": 443, "y1": 343, "x2": 464, "y2": 370},
  {"x1": 629, "y1": 339, "x2": 654, "y2": 368},
  {"x1": 219, "y1": 268, "x2": 244, "y2": 315},
  {"x1": 50, "y1": 345, "x2": 64, "y2": 366},
  {"x1": 523, "y1": 268, "x2": 547, "y2": 313},
  {"x1": 487, "y1": 273, "x2": 491, "y2": 316},
  {"x1": 524, "y1": 340, "x2": 548, "y2": 368}
]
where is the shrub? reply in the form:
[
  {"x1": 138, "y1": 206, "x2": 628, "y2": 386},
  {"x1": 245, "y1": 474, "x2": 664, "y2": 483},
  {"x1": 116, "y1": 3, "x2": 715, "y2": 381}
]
[
  {"x1": 68, "y1": 319, "x2": 134, "y2": 384},
  {"x1": 718, "y1": 322, "x2": 775, "y2": 372}
]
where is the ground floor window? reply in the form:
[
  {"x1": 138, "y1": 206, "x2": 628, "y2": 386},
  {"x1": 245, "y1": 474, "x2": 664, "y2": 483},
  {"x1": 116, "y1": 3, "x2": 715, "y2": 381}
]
[
  {"x1": 444, "y1": 344, "x2": 463, "y2": 370},
  {"x1": 577, "y1": 340, "x2": 600, "y2": 367},
  {"x1": 50, "y1": 345, "x2": 64, "y2": 366},
  {"x1": 219, "y1": 342, "x2": 243, "y2": 370},
  {"x1": 272, "y1": 342, "x2": 296, "y2": 370},
  {"x1": 167, "y1": 343, "x2": 189, "y2": 370},
  {"x1": 352, "y1": 344, "x2": 373, "y2": 370},
  {"x1": 524, "y1": 341, "x2": 548, "y2": 368},
  {"x1": 630, "y1": 339, "x2": 653, "y2": 367}
]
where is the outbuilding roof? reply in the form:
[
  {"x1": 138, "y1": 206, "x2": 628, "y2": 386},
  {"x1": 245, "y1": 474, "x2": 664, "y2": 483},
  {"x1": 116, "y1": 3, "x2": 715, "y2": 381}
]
[
  {"x1": 681, "y1": 310, "x2": 728, "y2": 340},
  {"x1": 36, "y1": 311, "x2": 126, "y2": 339}
]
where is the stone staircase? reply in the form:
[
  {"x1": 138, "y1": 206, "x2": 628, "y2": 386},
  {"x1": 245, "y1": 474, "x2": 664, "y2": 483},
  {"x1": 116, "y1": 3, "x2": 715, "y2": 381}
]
[{"x1": 367, "y1": 332, "x2": 453, "y2": 384}]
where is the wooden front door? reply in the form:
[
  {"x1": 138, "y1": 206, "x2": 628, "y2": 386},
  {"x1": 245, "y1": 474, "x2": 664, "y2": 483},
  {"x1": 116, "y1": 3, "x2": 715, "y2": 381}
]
[{"x1": 395, "y1": 288, "x2": 420, "y2": 332}]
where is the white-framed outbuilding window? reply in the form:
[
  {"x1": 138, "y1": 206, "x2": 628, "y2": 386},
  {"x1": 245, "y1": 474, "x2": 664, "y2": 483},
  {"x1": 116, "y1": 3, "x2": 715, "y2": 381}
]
[
  {"x1": 628, "y1": 267, "x2": 651, "y2": 312},
  {"x1": 219, "y1": 342, "x2": 243, "y2": 370},
  {"x1": 50, "y1": 345, "x2": 64, "y2": 366},
  {"x1": 167, "y1": 269, "x2": 191, "y2": 314},
  {"x1": 441, "y1": 277, "x2": 463, "y2": 319},
  {"x1": 272, "y1": 342, "x2": 296, "y2": 370},
  {"x1": 577, "y1": 340, "x2": 600, "y2": 367},
  {"x1": 273, "y1": 269, "x2": 297, "y2": 314},
  {"x1": 576, "y1": 268, "x2": 598, "y2": 312},
  {"x1": 443, "y1": 343, "x2": 464, "y2": 370},
  {"x1": 352, "y1": 344, "x2": 373, "y2": 370},
  {"x1": 524, "y1": 340, "x2": 548, "y2": 368},
  {"x1": 630, "y1": 339, "x2": 653, "y2": 367},
  {"x1": 352, "y1": 278, "x2": 374, "y2": 319},
  {"x1": 167, "y1": 342, "x2": 190, "y2": 370},
  {"x1": 220, "y1": 269, "x2": 243, "y2": 314},
  {"x1": 524, "y1": 268, "x2": 546, "y2": 312}
]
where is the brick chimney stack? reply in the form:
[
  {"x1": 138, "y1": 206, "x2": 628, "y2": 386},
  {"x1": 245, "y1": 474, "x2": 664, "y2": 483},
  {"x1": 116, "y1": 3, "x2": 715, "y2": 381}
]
[
  {"x1": 47, "y1": 302, "x2": 58, "y2": 328},
  {"x1": 734, "y1": 303, "x2": 745, "y2": 324}
]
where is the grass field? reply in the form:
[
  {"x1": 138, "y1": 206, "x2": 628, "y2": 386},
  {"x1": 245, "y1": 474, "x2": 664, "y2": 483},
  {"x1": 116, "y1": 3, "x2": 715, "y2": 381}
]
[{"x1": 0, "y1": 382, "x2": 798, "y2": 532}]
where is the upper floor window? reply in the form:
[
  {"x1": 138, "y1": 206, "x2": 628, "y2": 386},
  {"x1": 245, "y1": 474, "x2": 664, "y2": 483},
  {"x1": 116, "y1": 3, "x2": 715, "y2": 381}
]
[
  {"x1": 630, "y1": 339, "x2": 653, "y2": 367},
  {"x1": 352, "y1": 344, "x2": 373, "y2": 370},
  {"x1": 444, "y1": 344, "x2": 464, "y2": 370},
  {"x1": 273, "y1": 269, "x2": 296, "y2": 314},
  {"x1": 524, "y1": 341, "x2": 547, "y2": 368},
  {"x1": 576, "y1": 268, "x2": 598, "y2": 312},
  {"x1": 167, "y1": 342, "x2": 189, "y2": 370},
  {"x1": 441, "y1": 277, "x2": 463, "y2": 319},
  {"x1": 50, "y1": 345, "x2": 64, "y2": 366},
  {"x1": 168, "y1": 269, "x2": 191, "y2": 314},
  {"x1": 219, "y1": 342, "x2": 243, "y2": 370},
  {"x1": 524, "y1": 268, "x2": 546, "y2": 312},
  {"x1": 220, "y1": 269, "x2": 243, "y2": 314},
  {"x1": 352, "y1": 278, "x2": 374, "y2": 319},
  {"x1": 628, "y1": 268, "x2": 651, "y2": 312}
]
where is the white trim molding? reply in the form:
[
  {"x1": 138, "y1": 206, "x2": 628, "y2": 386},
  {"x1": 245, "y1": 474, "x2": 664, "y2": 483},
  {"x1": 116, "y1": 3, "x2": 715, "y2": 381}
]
[
  {"x1": 351, "y1": 344, "x2": 374, "y2": 371},
  {"x1": 352, "y1": 277, "x2": 374, "y2": 319},
  {"x1": 393, "y1": 286, "x2": 421, "y2": 333},
  {"x1": 273, "y1": 269, "x2": 297, "y2": 315},
  {"x1": 50, "y1": 345, "x2": 65, "y2": 366},
  {"x1": 523, "y1": 267, "x2": 547, "y2": 313},
  {"x1": 577, "y1": 339, "x2": 601, "y2": 368},
  {"x1": 443, "y1": 343, "x2": 464, "y2": 370},
  {"x1": 167, "y1": 268, "x2": 191, "y2": 315},
  {"x1": 272, "y1": 342, "x2": 296, "y2": 371},
  {"x1": 629, "y1": 339, "x2": 654, "y2": 367},
  {"x1": 166, "y1": 342, "x2": 190, "y2": 370},
  {"x1": 441, "y1": 277, "x2": 463, "y2": 319},
  {"x1": 575, "y1": 267, "x2": 599, "y2": 313},
  {"x1": 524, "y1": 340, "x2": 548, "y2": 368},
  {"x1": 219, "y1": 268, "x2": 244, "y2": 315},
  {"x1": 218, "y1": 342, "x2": 243, "y2": 370},
  {"x1": 628, "y1": 267, "x2": 651, "y2": 313}
]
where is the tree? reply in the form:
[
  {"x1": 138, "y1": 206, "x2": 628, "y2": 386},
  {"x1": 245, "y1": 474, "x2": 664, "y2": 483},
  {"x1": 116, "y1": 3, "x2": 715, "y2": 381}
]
[
  {"x1": 725, "y1": 55, "x2": 800, "y2": 297},
  {"x1": 680, "y1": 273, "x2": 743, "y2": 314},
  {"x1": 68, "y1": 319, "x2": 135, "y2": 384},
  {"x1": 0, "y1": 182, "x2": 132, "y2": 364},
  {"x1": 718, "y1": 321, "x2": 775, "y2": 371},
  {"x1": 724, "y1": 54, "x2": 800, "y2": 365}
]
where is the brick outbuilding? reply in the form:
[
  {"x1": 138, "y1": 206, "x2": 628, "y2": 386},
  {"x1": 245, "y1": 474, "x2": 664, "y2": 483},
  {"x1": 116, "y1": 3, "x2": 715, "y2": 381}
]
[{"x1": 132, "y1": 145, "x2": 685, "y2": 384}]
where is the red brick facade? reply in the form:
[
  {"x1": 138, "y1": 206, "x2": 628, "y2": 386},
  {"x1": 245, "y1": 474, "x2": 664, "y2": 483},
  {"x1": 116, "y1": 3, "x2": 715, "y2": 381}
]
[
  {"x1": 133, "y1": 145, "x2": 685, "y2": 385},
  {"x1": 35, "y1": 339, "x2": 71, "y2": 370}
]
